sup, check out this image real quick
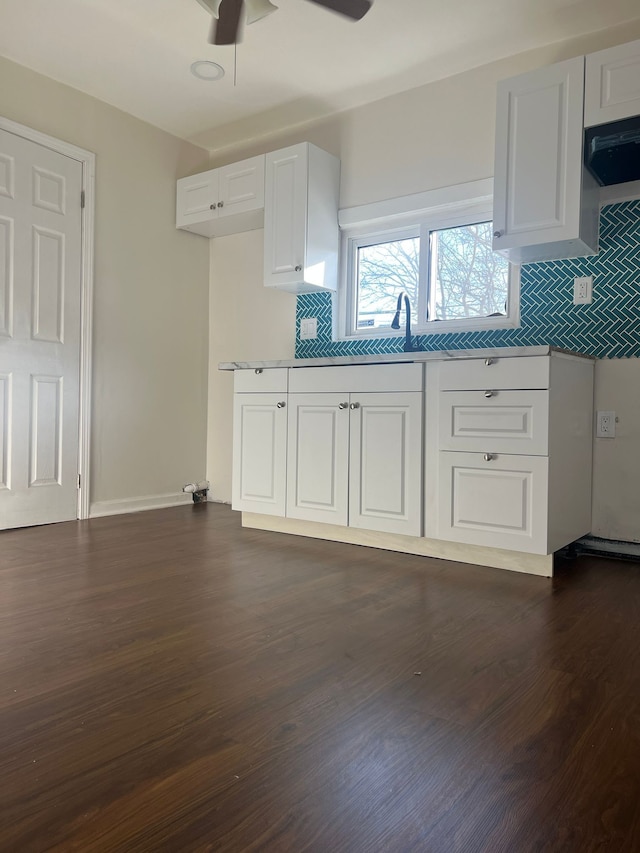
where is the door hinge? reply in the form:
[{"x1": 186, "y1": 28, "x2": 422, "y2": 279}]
[
  {"x1": 77, "y1": 474, "x2": 81, "y2": 489},
  {"x1": 81, "y1": 190, "x2": 85, "y2": 209}
]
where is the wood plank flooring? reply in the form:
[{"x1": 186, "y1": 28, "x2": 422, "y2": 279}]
[{"x1": 1, "y1": 503, "x2": 639, "y2": 852}]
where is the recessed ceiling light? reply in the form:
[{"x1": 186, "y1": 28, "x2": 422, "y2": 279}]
[{"x1": 190, "y1": 60, "x2": 225, "y2": 81}]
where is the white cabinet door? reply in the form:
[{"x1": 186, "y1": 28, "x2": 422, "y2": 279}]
[
  {"x1": 232, "y1": 393, "x2": 287, "y2": 516},
  {"x1": 176, "y1": 169, "x2": 218, "y2": 231},
  {"x1": 438, "y1": 451, "x2": 549, "y2": 554},
  {"x1": 493, "y1": 56, "x2": 598, "y2": 263},
  {"x1": 286, "y1": 393, "x2": 349, "y2": 525},
  {"x1": 264, "y1": 145, "x2": 307, "y2": 289},
  {"x1": 176, "y1": 156, "x2": 265, "y2": 238},
  {"x1": 264, "y1": 143, "x2": 340, "y2": 294},
  {"x1": 349, "y1": 393, "x2": 423, "y2": 536},
  {"x1": 218, "y1": 155, "x2": 265, "y2": 218},
  {"x1": 585, "y1": 39, "x2": 640, "y2": 127}
]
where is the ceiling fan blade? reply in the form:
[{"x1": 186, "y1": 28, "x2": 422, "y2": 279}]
[
  {"x1": 304, "y1": 0, "x2": 372, "y2": 21},
  {"x1": 210, "y1": 0, "x2": 244, "y2": 44}
]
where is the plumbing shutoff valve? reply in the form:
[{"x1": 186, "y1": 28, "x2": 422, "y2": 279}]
[{"x1": 183, "y1": 480, "x2": 210, "y2": 503}]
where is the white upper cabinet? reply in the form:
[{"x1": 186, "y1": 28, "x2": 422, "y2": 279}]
[
  {"x1": 493, "y1": 56, "x2": 599, "y2": 264},
  {"x1": 264, "y1": 142, "x2": 340, "y2": 294},
  {"x1": 585, "y1": 38, "x2": 640, "y2": 127},
  {"x1": 176, "y1": 154, "x2": 265, "y2": 238}
]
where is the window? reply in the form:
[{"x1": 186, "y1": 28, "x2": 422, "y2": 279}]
[{"x1": 339, "y1": 199, "x2": 519, "y2": 340}]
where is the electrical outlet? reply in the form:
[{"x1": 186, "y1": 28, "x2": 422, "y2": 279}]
[
  {"x1": 596, "y1": 410, "x2": 616, "y2": 438},
  {"x1": 574, "y1": 275, "x2": 593, "y2": 305},
  {"x1": 300, "y1": 317, "x2": 317, "y2": 340}
]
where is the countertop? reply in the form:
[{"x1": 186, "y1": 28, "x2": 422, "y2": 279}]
[{"x1": 219, "y1": 345, "x2": 593, "y2": 371}]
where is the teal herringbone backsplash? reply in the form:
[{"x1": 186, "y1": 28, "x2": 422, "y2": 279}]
[{"x1": 296, "y1": 200, "x2": 640, "y2": 359}]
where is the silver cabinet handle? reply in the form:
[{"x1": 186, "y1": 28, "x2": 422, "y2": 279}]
[
  {"x1": 350, "y1": 402, "x2": 360, "y2": 410},
  {"x1": 217, "y1": 201, "x2": 224, "y2": 208},
  {"x1": 338, "y1": 402, "x2": 349, "y2": 410},
  {"x1": 483, "y1": 453, "x2": 496, "y2": 462},
  {"x1": 294, "y1": 265, "x2": 302, "y2": 272},
  {"x1": 276, "y1": 401, "x2": 286, "y2": 409},
  {"x1": 493, "y1": 230, "x2": 503, "y2": 238},
  {"x1": 484, "y1": 390, "x2": 494, "y2": 398},
  {"x1": 484, "y1": 358, "x2": 495, "y2": 366},
  {"x1": 210, "y1": 203, "x2": 216, "y2": 210},
  {"x1": 254, "y1": 368, "x2": 263, "y2": 374}
]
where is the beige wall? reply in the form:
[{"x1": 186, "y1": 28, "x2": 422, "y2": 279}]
[
  {"x1": 207, "y1": 23, "x2": 640, "y2": 544},
  {"x1": 0, "y1": 55, "x2": 210, "y2": 509},
  {"x1": 207, "y1": 230, "x2": 296, "y2": 501}
]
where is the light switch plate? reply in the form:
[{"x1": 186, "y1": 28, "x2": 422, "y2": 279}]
[
  {"x1": 300, "y1": 317, "x2": 318, "y2": 340},
  {"x1": 574, "y1": 276, "x2": 593, "y2": 305}
]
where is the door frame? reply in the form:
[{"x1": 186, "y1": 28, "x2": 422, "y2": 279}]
[{"x1": 0, "y1": 116, "x2": 95, "y2": 521}]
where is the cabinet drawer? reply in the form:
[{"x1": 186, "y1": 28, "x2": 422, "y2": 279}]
[
  {"x1": 438, "y1": 390, "x2": 549, "y2": 455},
  {"x1": 289, "y1": 363, "x2": 423, "y2": 394},
  {"x1": 438, "y1": 356, "x2": 550, "y2": 391},
  {"x1": 438, "y1": 451, "x2": 549, "y2": 554},
  {"x1": 234, "y1": 368, "x2": 288, "y2": 393}
]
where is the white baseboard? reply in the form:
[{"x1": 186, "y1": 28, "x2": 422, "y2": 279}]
[
  {"x1": 242, "y1": 513, "x2": 554, "y2": 577},
  {"x1": 89, "y1": 492, "x2": 192, "y2": 518}
]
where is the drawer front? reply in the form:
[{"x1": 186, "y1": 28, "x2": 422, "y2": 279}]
[
  {"x1": 288, "y1": 363, "x2": 423, "y2": 394},
  {"x1": 438, "y1": 390, "x2": 549, "y2": 455},
  {"x1": 234, "y1": 368, "x2": 288, "y2": 394},
  {"x1": 438, "y1": 356, "x2": 550, "y2": 391},
  {"x1": 437, "y1": 451, "x2": 549, "y2": 554}
]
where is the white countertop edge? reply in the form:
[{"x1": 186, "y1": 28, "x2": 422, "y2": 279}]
[{"x1": 219, "y1": 345, "x2": 594, "y2": 371}]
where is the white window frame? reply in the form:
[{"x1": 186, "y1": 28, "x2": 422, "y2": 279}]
[{"x1": 336, "y1": 192, "x2": 520, "y2": 342}]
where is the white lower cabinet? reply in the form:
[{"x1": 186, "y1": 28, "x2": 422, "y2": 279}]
[
  {"x1": 232, "y1": 363, "x2": 423, "y2": 537},
  {"x1": 427, "y1": 352, "x2": 594, "y2": 556},
  {"x1": 231, "y1": 353, "x2": 594, "y2": 566},
  {"x1": 232, "y1": 369, "x2": 289, "y2": 516},
  {"x1": 286, "y1": 390, "x2": 423, "y2": 535}
]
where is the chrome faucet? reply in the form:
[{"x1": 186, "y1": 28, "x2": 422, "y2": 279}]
[{"x1": 391, "y1": 291, "x2": 417, "y2": 352}]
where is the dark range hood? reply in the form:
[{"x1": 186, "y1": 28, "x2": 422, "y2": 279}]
[{"x1": 585, "y1": 116, "x2": 640, "y2": 186}]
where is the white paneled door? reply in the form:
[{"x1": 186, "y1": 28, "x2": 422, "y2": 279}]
[{"x1": 0, "y1": 128, "x2": 82, "y2": 529}]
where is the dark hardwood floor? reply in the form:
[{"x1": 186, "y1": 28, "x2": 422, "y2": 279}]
[{"x1": 1, "y1": 504, "x2": 639, "y2": 852}]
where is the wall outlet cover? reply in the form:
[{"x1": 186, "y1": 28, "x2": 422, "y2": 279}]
[
  {"x1": 596, "y1": 410, "x2": 616, "y2": 438},
  {"x1": 574, "y1": 275, "x2": 593, "y2": 305},
  {"x1": 300, "y1": 317, "x2": 318, "y2": 340}
]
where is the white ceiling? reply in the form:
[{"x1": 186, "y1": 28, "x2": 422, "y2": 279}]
[{"x1": 2, "y1": 0, "x2": 640, "y2": 153}]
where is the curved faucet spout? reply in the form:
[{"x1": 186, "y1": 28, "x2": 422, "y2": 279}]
[{"x1": 391, "y1": 291, "x2": 417, "y2": 352}]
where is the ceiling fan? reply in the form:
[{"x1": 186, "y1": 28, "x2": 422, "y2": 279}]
[{"x1": 197, "y1": 0, "x2": 372, "y2": 46}]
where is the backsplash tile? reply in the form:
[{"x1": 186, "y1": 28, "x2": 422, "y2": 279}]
[{"x1": 296, "y1": 200, "x2": 640, "y2": 359}]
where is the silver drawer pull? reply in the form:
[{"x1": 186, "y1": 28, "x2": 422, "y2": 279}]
[
  {"x1": 484, "y1": 390, "x2": 494, "y2": 398},
  {"x1": 350, "y1": 402, "x2": 360, "y2": 410},
  {"x1": 254, "y1": 368, "x2": 263, "y2": 374},
  {"x1": 338, "y1": 402, "x2": 349, "y2": 410},
  {"x1": 483, "y1": 453, "x2": 496, "y2": 462},
  {"x1": 484, "y1": 358, "x2": 495, "y2": 366},
  {"x1": 276, "y1": 401, "x2": 286, "y2": 409}
]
